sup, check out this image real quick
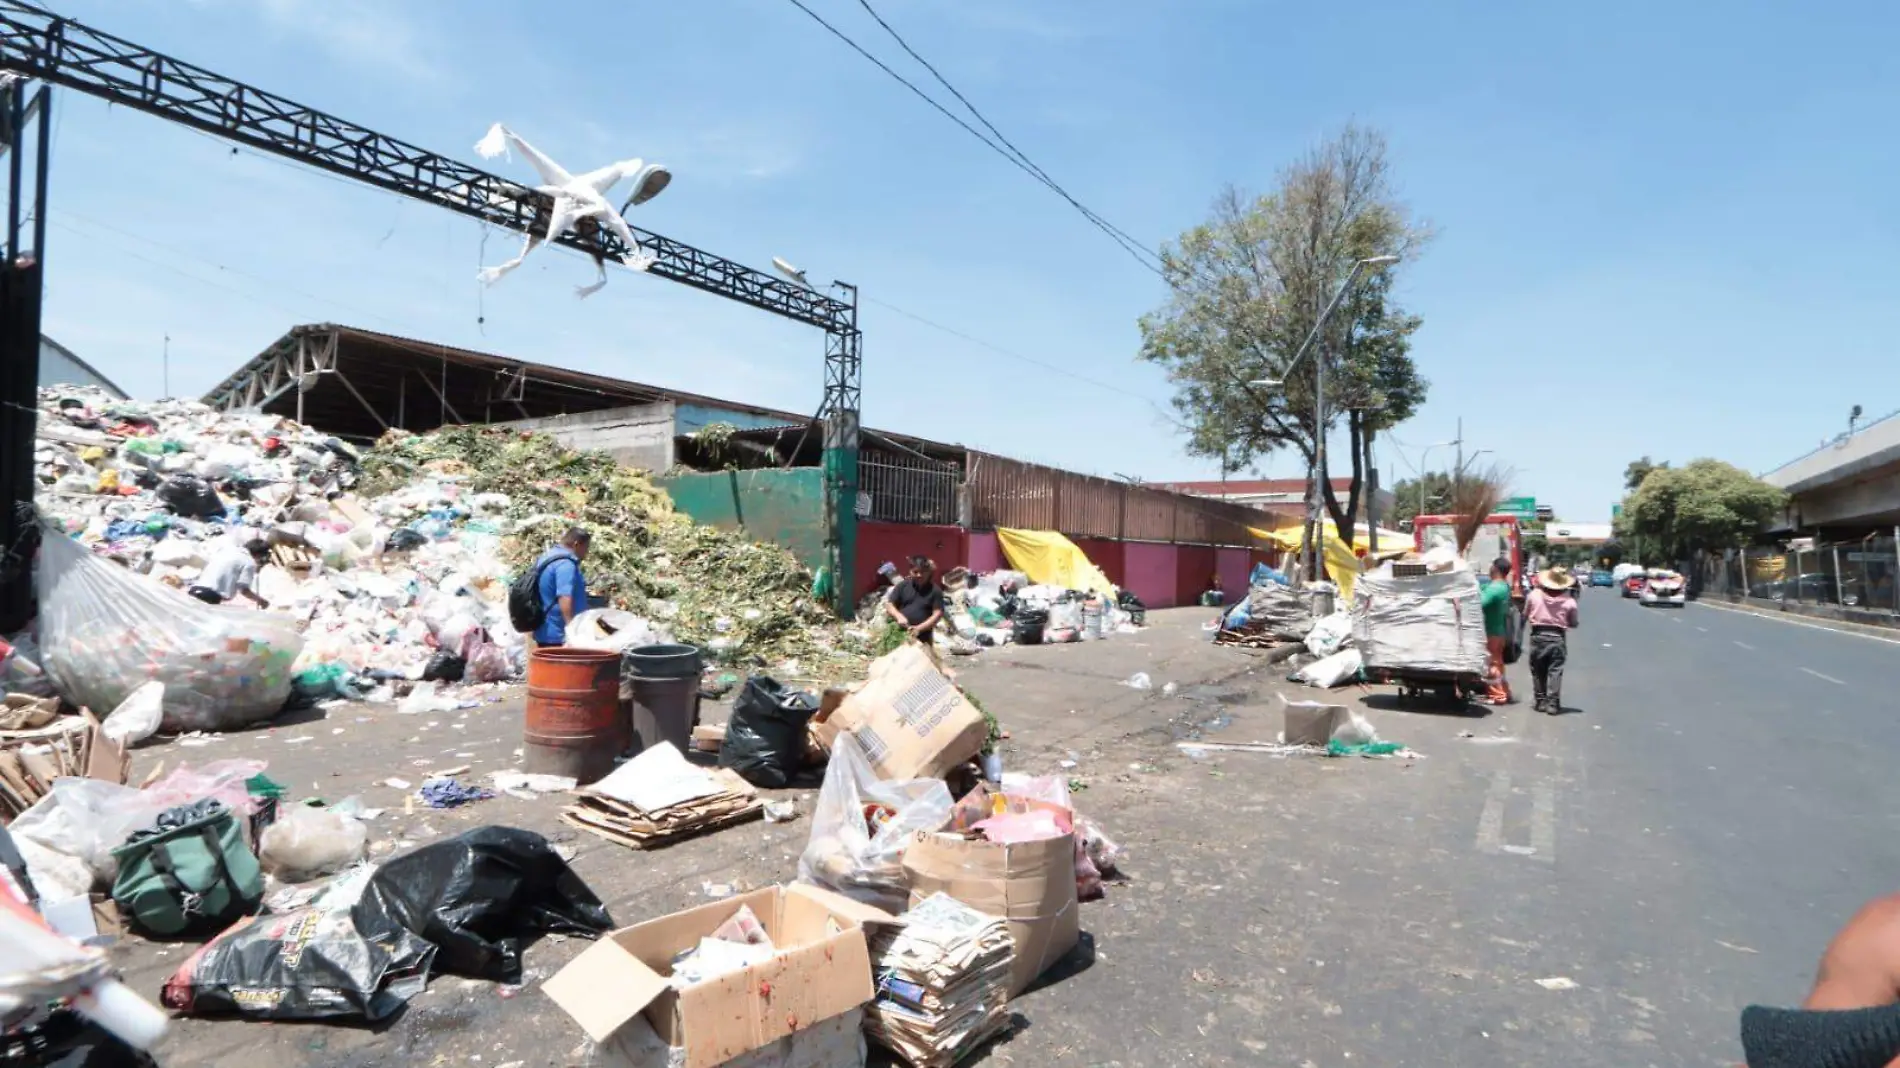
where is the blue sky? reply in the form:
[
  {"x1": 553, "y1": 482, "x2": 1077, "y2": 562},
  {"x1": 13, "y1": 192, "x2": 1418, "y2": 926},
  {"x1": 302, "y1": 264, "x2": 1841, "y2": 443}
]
[{"x1": 28, "y1": 0, "x2": 1900, "y2": 521}]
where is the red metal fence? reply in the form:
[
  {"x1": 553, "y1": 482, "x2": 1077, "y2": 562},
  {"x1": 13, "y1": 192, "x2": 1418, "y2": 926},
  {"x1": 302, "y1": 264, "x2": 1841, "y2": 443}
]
[{"x1": 965, "y1": 451, "x2": 1266, "y2": 547}]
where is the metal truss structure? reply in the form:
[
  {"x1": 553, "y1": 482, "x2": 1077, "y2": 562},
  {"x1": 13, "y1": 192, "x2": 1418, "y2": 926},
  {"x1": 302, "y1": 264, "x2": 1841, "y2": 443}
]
[{"x1": 0, "y1": 0, "x2": 866, "y2": 613}]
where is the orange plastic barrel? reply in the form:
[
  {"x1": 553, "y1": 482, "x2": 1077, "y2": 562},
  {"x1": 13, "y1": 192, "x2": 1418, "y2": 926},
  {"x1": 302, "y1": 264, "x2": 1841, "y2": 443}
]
[{"x1": 524, "y1": 647, "x2": 621, "y2": 784}]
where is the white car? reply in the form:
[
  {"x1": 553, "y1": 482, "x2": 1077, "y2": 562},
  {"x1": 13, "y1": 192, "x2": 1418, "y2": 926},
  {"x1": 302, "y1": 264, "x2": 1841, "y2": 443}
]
[{"x1": 1640, "y1": 570, "x2": 1686, "y2": 607}]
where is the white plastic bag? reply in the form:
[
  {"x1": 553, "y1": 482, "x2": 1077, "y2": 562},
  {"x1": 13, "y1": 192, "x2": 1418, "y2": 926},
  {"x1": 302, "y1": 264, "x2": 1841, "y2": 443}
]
[
  {"x1": 6, "y1": 761, "x2": 259, "y2": 884},
  {"x1": 1304, "y1": 612, "x2": 1353, "y2": 658},
  {"x1": 1292, "y1": 647, "x2": 1363, "y2": 688},
  {"x1": 36, "y1": 522, "x2": 305, "y2": 732},
  {"x1": 258, "y1": 805, "x2": 369, "y2": 882},
  {"x1": 101, "y1": 681, "x2": 164, "y2": 746},
  {"x1": 566, "y1": 609, "x2": 671, "y2": 652},
  {"x1": 797, "y1": 734, "x2": 952, "y2": 911}
]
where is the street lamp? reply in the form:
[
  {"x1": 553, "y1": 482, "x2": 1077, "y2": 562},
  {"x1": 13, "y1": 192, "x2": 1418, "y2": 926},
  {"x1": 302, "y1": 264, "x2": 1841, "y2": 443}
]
[
  {"x1": 1253, "y1": 254, "x2": 1400, "y2": 582},
  {"x1": 1415, "y1": 439, "x2": 1456, "y2": 517}
]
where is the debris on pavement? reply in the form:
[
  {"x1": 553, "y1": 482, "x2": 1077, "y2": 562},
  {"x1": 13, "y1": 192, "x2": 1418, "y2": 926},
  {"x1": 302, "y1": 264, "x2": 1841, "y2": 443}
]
[
  {"x1": 1120, "y1": 672, "x2": 1153, "y2": 690},
  {"x1": 866, "y1": 892, "x2": 1014, "y2": 1068},
  {"x1": 1534, "y1": 976, "x2": 1579, "y2": 991},
  {"x1": 798, "y1": 733, "x2": 954, "y2": 910},
  {"x1": 543, "y1": 884, "x2": 889, "y2": 1068},
  {"x1": 417, "y1": 777, "x2": 494, "y2": 809},
  {"x1": 562, "y1": 742, "x2": 763, "y2": 849}
]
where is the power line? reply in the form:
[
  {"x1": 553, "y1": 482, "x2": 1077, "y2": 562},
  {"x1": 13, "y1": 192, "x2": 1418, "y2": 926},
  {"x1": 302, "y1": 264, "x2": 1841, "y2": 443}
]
[
  {"x1": 783, "y1": 0, "x2": 1162, "y2": 276},
  {"x1": 850, "y1": 0, "x2": 1162, "y2": 273}
]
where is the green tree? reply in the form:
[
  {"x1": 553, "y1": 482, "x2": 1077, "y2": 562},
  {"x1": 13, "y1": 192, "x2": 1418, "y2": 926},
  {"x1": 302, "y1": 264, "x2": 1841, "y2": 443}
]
[
  {"x1": 1139, "y1": 124, "x2": 1430, "y2": 547},
  {"x1": 1619, "y1": 459, "x2": 1785, "y2": 561},
  {"x1": 1387, "y1": 470, "x2": 1455, "y2": 527},
  {"x1": 1624, "y1": 456, "x2": 1669, "y2": 492}
]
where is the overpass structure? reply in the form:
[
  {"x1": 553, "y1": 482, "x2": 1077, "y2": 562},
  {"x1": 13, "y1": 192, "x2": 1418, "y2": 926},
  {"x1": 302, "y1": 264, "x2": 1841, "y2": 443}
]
[{"x1": 1763, "y1": 409, "x2": 1900, "y2": 535}]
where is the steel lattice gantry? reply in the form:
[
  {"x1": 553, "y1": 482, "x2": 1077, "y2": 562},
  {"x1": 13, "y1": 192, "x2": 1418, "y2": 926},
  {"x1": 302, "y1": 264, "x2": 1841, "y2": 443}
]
[{"x1": 0, "y1": 0, "x2": 864, "y2": 616}]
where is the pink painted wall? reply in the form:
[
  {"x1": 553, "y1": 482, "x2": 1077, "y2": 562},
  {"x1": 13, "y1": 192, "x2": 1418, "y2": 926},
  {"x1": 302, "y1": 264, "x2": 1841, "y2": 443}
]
[
  {"x1": 1216, "y1": 547, "x2": 1251, "y2": 602},
  {"x1": 1072, "y1": 537, "x2": 1126, "y2": 588},
  {"x1": 966, "y1": 531, "x2": 1000, "y2": 574},
  {"x1": 1176, "y1": 545, "x2": 1217, "y2": 607},
  {"x1": 857, "y1": 522, "x2": 965, "y2": 599},
  {"x1": 1122, "y1": 541, "x2": 1179, "y2": 608}
]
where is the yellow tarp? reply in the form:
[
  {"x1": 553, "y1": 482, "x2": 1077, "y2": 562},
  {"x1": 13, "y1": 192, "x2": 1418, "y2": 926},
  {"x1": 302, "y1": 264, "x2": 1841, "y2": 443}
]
[
  {"x1": 1247, "y1": 522, "x2": 1370, "y2": 602},
  {"x1": 995, "y1": 528, "x2": 1116, "y2": 597}
]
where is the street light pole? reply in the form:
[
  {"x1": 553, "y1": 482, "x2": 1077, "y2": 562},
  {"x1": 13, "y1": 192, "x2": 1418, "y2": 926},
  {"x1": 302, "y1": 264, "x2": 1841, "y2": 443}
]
[{"x1": 1251, "y1": 254, "x2": 1399, "y2": 584}]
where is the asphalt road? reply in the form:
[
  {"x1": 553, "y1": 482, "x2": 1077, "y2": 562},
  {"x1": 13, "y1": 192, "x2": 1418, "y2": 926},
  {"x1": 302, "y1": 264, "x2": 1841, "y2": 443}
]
[{"x1": 101, "y1": 601, "x2": 1900, "y2": 1068}]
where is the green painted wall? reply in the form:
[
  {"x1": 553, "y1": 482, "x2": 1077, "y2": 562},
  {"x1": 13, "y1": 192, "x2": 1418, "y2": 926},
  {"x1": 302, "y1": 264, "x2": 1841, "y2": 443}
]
[{"x1": 658, "y1": 469, "x2": 830, "y2": 571}]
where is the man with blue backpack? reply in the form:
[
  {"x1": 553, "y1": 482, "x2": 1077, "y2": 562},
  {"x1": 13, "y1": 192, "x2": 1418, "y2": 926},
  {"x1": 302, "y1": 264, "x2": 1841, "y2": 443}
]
[{"x1": 509, "y1": 527, "x2": 591, "y2": 647}]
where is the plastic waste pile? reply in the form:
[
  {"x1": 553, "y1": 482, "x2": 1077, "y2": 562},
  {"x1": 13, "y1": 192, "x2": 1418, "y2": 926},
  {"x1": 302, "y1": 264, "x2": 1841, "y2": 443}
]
[
  {"x1": 922, "y1": 568, "x2": 1143, "y2": 652},
  {"x1": 360, "y1": 425, "x2": 870, "y2": 680},
  {"x1": 22, "y1": 387, "x2": 873, "y2": 719}
]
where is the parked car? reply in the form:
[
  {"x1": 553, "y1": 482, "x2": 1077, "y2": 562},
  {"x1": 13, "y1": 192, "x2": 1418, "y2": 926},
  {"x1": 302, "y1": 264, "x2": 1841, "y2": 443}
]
[
  {"x1": 1590, "y1": 569, "x2": 1615, "y2": 588},
  {"x1": 1640, "y1": 569, "x2": 1687, "y2": 607},
  {"x1": 1622, "y1": 575, "x2": 1647, "y2": 598}
]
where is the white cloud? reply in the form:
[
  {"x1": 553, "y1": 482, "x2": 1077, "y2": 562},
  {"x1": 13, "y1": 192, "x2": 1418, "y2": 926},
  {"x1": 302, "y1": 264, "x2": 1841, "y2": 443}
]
[{"x1": 195, "y1": 0, "x2": 448, "y2": 82}]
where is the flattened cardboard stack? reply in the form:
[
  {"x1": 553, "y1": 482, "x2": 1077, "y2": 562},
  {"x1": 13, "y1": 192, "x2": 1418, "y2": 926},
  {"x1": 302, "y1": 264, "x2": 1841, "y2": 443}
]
[
  {"x1": 0, "y1": 708, "x2": 128, "y2": 819},
  {"x1": 563, "y1": 742, "x2": 763, "y2": 850},
  {"x1": 866, "y1": 893, "x2": 1013, "y2": 1068}
]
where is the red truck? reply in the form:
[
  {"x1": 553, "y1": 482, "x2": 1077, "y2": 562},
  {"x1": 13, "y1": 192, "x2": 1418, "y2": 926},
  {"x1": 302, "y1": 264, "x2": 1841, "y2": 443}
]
[{"x1": 1412, "y1": 513, "x2": 1525, "y2": 589}]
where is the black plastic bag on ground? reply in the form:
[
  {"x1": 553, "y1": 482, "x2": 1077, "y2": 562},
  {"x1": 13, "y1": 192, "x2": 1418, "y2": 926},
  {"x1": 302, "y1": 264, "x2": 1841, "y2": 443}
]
[
  {"x1": 420, "y1": 649, "x2": 466, "y2": 682},
  {"x1": 720, "y1": 675, "x2": 818, "y2": 788},
  {"x1": 351, "y1": 826, "x2": 613, "y2": 983},
  {"x1": 161, "y1": 904, "x2": 435, "y2": 1022},
  {"x1": 155, "y1": 474, "x2": 224, "y2": 519},
  {"x1": 384, "y1": 528, "x2": 428, "y2": 553}
]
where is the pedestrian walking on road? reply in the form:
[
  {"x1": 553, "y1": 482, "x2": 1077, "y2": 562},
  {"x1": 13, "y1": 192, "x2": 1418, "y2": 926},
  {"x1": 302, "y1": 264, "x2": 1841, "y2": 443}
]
[
  {"x1": 1480, "y1": 557, "x2": 1514, "y2": 705},
  {"x1": 1526, "y1": 567, "x2": 1579, "y2": 714}
]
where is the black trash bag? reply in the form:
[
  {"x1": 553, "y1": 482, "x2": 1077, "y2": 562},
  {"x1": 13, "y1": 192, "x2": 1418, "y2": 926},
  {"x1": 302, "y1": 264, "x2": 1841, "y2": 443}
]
[
  {"x1": 720, "y1": 675, "x2": 818, "y2": 788},
  {"x1": 160, "y1": 906, "x2": 435, "y2": 1022},
  {"x1": 420, "y1": 649, "x2": 466, "y2": 682},
  {"x1": 155, "y1": 474, "x2": 224, "y2": 519},
  {"x1": 351, "y1": 826, "x2": 614, "y2": 983},
  {"x1": 385, "y1": 528, "x2": 428, "y2": 553},
  {"x1": 1014, "y1": 608, "x2": 1049, "y2": 645}
]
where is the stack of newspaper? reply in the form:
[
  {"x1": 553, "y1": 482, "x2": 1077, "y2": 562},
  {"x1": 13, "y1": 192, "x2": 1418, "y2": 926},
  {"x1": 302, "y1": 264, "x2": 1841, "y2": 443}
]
[{"x1": 866, "y1": 893, "x2": 1014, "y2": 1067}]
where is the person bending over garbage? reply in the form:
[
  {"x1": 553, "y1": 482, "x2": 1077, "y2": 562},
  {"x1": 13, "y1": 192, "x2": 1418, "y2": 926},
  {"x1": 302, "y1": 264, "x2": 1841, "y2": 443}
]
[
  {"x1": 885, "y1": 556, "x2": 945, "y2": 665},
  {"x1": 187, "y1": 532, "x2": 271, "y2": 608}
]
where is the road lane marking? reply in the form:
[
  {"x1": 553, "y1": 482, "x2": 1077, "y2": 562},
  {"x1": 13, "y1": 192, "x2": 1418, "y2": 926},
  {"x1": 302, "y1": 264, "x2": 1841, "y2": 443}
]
[
  {"x1": 1476, "y1": 772, "x2": 1509, "y2": 855},
  {"x1": 1530, "y1": 783, "x2": 1556, "y2": 865},
  {"x1": 1695, "y1": 602, "x2": 1900, "y2": 646},
  {"x1": 1801, "y1": 667, "x2": 1846, "y2": 685},
  {"x1": 1476, "y1": 772, "x2": 1555, "y2": 862},
  {"x1": 1734, "y1": 640, "x2": 1756, "y2": 651}
]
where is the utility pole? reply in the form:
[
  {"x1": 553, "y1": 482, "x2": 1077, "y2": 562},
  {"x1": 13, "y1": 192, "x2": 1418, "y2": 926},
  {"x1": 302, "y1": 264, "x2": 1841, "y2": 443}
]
[{"x1": 162, "y1": 333, "x2": 170, "y2": 398}]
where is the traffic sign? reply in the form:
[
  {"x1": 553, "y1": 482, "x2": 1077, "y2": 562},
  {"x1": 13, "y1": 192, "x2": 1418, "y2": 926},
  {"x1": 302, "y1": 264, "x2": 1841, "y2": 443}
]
[
  {"x1": 1498, "y1": 496, "x2": 1536, "y2": 519},
  {"x1": 1611, "y1": 503, "x2": 1622, "y2": 519}
]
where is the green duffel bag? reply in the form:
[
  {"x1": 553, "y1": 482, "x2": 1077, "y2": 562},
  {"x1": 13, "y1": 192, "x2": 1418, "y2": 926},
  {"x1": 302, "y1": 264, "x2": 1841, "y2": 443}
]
[{"x1": 111, "y1": 801, "x2": 263, "y2": 937}]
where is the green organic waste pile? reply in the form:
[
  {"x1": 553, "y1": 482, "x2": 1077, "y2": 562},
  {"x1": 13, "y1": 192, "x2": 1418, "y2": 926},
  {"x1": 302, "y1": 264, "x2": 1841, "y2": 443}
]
[{"x1": 361, "y1": 426, "x2": 872, "y2": 681}]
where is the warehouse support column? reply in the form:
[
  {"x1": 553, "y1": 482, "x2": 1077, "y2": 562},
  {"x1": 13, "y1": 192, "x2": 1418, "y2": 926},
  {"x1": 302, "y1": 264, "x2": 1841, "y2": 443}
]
[
  {"x1": 1, "y1": 79, "x2": 52, "y2": 633},
  {"x1": 824, "y1": 408, "x2": 860, "y2": 618}
]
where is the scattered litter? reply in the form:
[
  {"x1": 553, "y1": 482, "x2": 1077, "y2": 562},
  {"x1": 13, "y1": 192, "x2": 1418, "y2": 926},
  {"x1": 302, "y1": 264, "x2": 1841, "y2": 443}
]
[
  {"x1": 418, "y1": 777, "x2": 494, "y2": 809},
  {"x1": 762, "y1": 799, "x2": 797, "y2": 823},
  {"x1": 489, "y1": 771, "x2": 577, "y2": 800},
  {"x1": 283, "y1": 736, "x2": 314, "y2": 745},
  {"x1": 382, "y1": 777, "x2": 412, "y2": 790},
  {"x1": 563, "y1": 742, "x2": 763, "y2": 849},
  {"x1": 1535, "y1": 977, "x2": 1579, "y2": 991},
  {"x1": 701, "y1": 881, "x2": 738, "y2": 899},
  {"x1": 1121, "y1": 672, "x2": 1152, "y2": 690},
  {"x1": 1161, "y1": 681, "x2": 1178, "y2": 697},
  {"x1": 1716, "y1": 940, "x2": 1759, "y2": 954}
]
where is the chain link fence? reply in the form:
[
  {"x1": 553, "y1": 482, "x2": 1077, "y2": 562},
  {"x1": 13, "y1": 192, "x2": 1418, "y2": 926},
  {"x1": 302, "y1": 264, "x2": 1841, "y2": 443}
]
[{"x1": 1702, "y1": 537, "x2": 1900, "y2": 613}]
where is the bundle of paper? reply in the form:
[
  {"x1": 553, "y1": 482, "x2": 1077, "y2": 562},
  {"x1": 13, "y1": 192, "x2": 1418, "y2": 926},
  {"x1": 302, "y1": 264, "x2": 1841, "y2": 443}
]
[
  {"x1": 562, "y1": 742, "x2": 763, "y2": 850},
  {"x1": 866, "y1": 893, "x2": 1014, "y2": 1068}
]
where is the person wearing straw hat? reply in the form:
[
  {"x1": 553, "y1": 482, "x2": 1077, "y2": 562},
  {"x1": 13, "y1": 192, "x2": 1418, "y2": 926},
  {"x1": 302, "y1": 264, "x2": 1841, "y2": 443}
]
[{"x1": 1524, "y1": 566, "x2": 1580, "y2": 713}]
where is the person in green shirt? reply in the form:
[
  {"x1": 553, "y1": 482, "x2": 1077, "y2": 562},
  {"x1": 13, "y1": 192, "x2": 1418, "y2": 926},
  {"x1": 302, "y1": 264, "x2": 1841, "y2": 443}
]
[{"x1": 1481, "y1": 558, "x2": 1515, "y2": 705}]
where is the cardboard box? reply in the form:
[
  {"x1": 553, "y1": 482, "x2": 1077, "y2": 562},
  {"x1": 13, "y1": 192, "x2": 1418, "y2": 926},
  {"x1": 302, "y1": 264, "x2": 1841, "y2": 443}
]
[
  {"x1": 902, "y1": 831, "x2": 1080, "y2": 998},
  {"x1": 543, "y1": 884, "x2": 892, "y2": 1068},
  {"x1": 1281, "y1": 699, "x2": 1346, "y2": 748},
  {"x1": 821, "y1": 646, "x2": 987, "y2": 781}
]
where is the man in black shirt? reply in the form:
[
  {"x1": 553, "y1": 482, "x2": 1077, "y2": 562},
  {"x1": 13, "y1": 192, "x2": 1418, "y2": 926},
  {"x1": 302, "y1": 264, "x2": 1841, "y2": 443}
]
[{"x1": 885, "y1": 555, "x2": 945, "y2": 656}]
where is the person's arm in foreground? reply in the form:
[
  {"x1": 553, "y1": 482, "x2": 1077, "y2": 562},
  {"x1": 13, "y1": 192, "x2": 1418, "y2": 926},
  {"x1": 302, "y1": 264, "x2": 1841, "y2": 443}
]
[
  {"x1": 1806, "y1": 895, "x2": 1900, "y2": 1011},
  {"x1": 884, "y1": 585, "x2": 910, "y2": 628}
]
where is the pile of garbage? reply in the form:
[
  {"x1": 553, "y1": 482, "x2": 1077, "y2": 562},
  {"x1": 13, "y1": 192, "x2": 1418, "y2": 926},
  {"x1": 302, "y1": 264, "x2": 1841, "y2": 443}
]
[
  {"x1": 869, "y1": 567, "x2": 1145, "y2": 655},
  {"x1": 360, "y1": 425, "x2": 867, "y2": 679},
  {"x1": 21, "y1": 386, "x2": 873, "y2": 726}
]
